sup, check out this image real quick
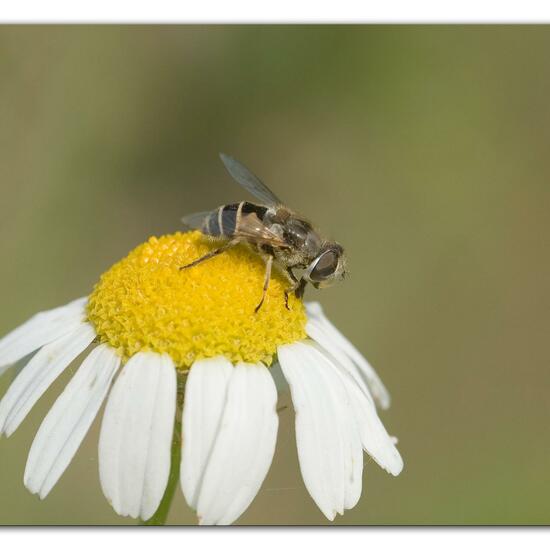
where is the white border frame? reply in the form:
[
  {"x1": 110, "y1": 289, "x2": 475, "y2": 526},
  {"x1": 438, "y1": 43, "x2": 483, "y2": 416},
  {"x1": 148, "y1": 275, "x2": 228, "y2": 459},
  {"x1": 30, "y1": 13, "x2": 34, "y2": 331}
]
[{"x1": 2, "y1": 1, "x2": 550, "y2": 23}]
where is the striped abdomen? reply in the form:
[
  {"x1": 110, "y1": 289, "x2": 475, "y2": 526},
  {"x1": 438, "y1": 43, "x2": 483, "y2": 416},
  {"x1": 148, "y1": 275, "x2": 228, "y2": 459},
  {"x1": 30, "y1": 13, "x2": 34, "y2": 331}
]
[{"x1": 202, "y1": 202, "x2": 268, "y2": 238}]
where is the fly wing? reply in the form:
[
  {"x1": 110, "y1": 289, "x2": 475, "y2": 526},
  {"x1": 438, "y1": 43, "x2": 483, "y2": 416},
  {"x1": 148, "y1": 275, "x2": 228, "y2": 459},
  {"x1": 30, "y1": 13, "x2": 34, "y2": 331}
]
[
  {"x1": 219, "y1": 153, "x2": 282, "y2": 207},
  {"x1": 181, "y1": 211, "x2": 210, "y2": 230},
  {"x1": 233, "y1": 212, "x2": 289, "y2": 248}
]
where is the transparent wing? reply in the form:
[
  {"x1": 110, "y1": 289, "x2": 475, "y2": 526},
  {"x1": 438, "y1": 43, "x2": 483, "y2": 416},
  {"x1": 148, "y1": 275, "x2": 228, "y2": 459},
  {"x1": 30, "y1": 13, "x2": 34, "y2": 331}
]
[
  {"x1": 233, "y1": 212, "x2": 289, "y2": 248},
  {"x1": 219, "y1": 153, "x2": 282, "y2": 207},
  {"x1": 181, "y1": 211, "x2": 210, "y2": 229}
]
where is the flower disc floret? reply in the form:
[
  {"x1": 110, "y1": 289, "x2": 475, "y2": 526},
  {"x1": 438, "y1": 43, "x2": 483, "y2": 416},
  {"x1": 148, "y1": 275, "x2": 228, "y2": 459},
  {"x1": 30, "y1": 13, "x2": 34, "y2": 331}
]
[{"x1": 87, "y1": 231, "x2": 306, "y2": 368}]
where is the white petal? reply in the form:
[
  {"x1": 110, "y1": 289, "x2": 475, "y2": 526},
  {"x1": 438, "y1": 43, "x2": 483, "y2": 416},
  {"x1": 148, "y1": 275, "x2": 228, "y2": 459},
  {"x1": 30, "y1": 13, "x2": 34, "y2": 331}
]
[
  {"x1": 279, "y1": 341, "x2": 359, "y2": 520},
  {"x1": 312, "y1": 342, "x2": 403, "y2": 477},
  {"x1": 0, "y1": 322, "x2": 96, "y2": 437},
  {"x1": 339, "y1": 368, "x2": 403, "y2": 476},
  {"x1": 24, "y1": 344, "x2": 121, "y2": 498},
  {"x1": 180, "y1": 357, "x2": 233, "y2": 510},
  {"x1": 98, "y1": 352, "x2": 177, "y2": 521},
  {"x1": 343, "y1": 412, "x2": 363, "y2": 510},
  {"x1": 306, "y1": 320, "x2": 373, "y2": 403},
  {"x1": 196, "y1": 363, "x2": 278, "y2": 525},
  {"x1": 0, "y1": 297, "x2": 88, "y2": 375},
  {"x1": 292, "y1": 342, "x2": 364, "y2": 509},
  {"x1": 305, "y1": 301, "x2": 391, "y2": 410}
]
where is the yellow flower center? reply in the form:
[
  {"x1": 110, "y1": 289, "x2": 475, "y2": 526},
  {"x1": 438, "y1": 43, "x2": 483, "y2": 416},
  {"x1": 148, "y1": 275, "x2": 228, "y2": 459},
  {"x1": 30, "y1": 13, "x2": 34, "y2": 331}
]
[{"x1": 87, "y1": 231, "x2": 306, "y2": 368}]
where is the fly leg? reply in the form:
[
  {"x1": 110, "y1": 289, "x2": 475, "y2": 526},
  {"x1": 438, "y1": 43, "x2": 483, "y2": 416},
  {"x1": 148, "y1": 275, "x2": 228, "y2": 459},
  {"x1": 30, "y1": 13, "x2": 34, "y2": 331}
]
[
  {"x1": 284, "y1": 268, "x2": 298, "y2": 310},
  {"x1": 294, "y1": 278, "x2": 307, "y2": 299},
  {"x1": 179, "y1": 239, "x2": 238, "y2": 270},
  {"x1": 284, "y1": 268, "x2": 307, "y2": 309},
  {"x1": 255, "y1": 254, "x2": 273, "y2": 313}
]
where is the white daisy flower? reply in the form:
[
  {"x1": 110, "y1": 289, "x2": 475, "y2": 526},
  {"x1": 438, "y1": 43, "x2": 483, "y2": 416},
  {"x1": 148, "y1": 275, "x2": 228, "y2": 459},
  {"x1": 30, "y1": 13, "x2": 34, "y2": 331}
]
[{"x1": 0, "y1": 231, "x2": 402, "y2": 525}]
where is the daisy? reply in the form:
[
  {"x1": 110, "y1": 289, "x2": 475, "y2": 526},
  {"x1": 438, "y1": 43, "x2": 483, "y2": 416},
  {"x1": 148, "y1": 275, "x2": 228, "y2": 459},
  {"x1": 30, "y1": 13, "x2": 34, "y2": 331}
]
[{"x1": 0, "y1": 231, "x2": 402, "y2": 525}]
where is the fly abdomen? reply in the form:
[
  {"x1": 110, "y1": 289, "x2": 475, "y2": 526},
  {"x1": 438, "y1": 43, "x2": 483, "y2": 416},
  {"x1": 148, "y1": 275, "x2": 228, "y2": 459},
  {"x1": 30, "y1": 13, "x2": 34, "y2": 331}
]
[
  {"x1": 241, "y1": 201, "x2": 268, "y2": 219},
  {"x1": 203, "y1": 203, "x2": 240, "y2": 237},
  {"x1": 203, "y1": 202, "x2": 268, "y2": 238}
]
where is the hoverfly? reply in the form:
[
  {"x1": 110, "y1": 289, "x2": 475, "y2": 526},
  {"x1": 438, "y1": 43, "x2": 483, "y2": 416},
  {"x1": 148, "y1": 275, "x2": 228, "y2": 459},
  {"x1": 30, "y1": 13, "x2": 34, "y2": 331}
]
[{"x1": 180, "y1": 154, "x2": 346, "y2": 312}]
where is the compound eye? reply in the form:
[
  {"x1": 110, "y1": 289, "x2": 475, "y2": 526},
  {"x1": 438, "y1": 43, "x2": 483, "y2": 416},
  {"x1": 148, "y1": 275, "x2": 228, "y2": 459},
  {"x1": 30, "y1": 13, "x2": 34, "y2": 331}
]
[{"x1": 309, "y1": 250, "x2": 339, "y2": 282}]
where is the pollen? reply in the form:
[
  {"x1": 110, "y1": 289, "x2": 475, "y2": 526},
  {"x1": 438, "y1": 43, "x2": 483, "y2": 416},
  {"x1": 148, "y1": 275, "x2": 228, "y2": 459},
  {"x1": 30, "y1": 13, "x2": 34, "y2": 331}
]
[{"x1": 87, "y1": 232, "x2": 306, "y2": 368}]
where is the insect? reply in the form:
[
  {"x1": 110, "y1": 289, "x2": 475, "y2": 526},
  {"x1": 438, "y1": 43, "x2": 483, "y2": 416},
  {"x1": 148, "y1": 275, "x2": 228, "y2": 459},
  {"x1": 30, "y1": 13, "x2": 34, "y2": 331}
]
[{"x1": 180, "y1": 153, "x2": 346, "y2": 312}]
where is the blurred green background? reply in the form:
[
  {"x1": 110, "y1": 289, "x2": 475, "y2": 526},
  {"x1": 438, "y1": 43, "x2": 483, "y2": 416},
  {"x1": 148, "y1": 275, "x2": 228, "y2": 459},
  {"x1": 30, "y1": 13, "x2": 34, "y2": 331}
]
[{"x1": 0, "y1": 25, "x2": 549, "y2": 525}]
